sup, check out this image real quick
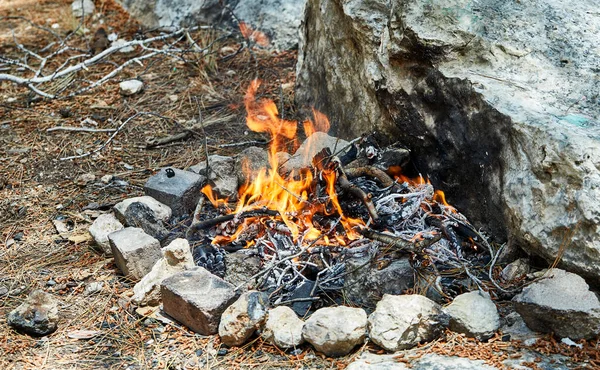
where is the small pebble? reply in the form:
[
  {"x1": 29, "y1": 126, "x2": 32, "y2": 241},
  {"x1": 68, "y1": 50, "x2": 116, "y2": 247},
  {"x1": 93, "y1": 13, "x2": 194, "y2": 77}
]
[
  {"x1": 46, "y1": 279, "x2": 56, "y2": 287},
  {"x1": 13, "y1": 232, "x2": 24, "y2": 241},
  {"x1": 217, "y1": 349, "x2": 228, "y2": 356},
  {"x1": 195, "y1": 349, "x2": 203, "y2": 357}
]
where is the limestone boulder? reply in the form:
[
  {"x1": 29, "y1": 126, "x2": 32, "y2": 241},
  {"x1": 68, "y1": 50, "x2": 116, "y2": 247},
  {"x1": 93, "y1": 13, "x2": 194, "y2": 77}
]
[
  {"x1": 218, "y1": 291, "x2": 269, "y2": 347},
  {"x1": 302, "y1": 306, "x2": 367, "y2": 357},
  {"x1": 261, "y1": 306, "x2": 305, "y2": 349},
  {"x1": 443, "y1": 291, "x2": 500, "y2": 340}
]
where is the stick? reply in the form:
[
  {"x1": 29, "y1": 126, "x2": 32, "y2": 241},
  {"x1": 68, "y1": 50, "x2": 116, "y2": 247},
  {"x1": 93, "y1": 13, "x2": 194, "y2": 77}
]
[
  {"x1": 188, "y1": 208, "x2": 280, "y2": 232},
  {"x1": 145, "y1": 131, "x2": 192, "y2": 148},
  {"x1": 46, "y1": 126, "x2": 117, "y2": 133},
  {"x1": 359, "y1": 228, "x2": 441, "y2": 253},
  {"x1": 337, "y1": 167, "x2": 380, "y2": 223}
]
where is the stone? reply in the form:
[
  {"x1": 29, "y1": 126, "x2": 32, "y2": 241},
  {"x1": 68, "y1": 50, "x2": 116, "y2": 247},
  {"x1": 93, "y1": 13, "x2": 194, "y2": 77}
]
[
  {"x1": 111, "y1": 38, "x2": 135, "y2": 53},
  {"x1": 233, "y1": 146, "x2": 269, "y2": 185},
  {"x1": 222, "y1": 249, "x2": 261, "y2": 291},
  {"x1": 296, "y1": 0, "x2": 600, "y2": 281},
  {"x1": 8, "y1": 290, "x2": 59, "y2": 336},
  {"x1": 119, "y1": 79, "x2": 144, "y2": 96},
  {"x1": 302, "y1": 306, "x2": 367, "y2": 357},
  {"x1": 261, "y1": 306, "x2": 305, "y2": 349},
  {"x1": 343, "y1": 255, "x2": 414, "y2": 310},
  {"x1": 443, "y1": 291, "x2": 500, "y2": 340},
  {"x1": 145, "y1": 168, "x2": 204, "y2": 217},
  {"x1": 161, "y1": 267, "x2": 238, "y2": 335},
  {"x1": 512, "y1": 269, "x2": 600, "y2": 339},
  {"x1": 500, "y1": 258, "x2": 530, "y2": 282},
  {"x1": 122, "y1": 202, "x2": 169, "y2": 243},
  {"x1": 346, "y1": 353, "x2": 408, "y2": 370},
  {"x1": 71, "y1": 0, "x2": 95, "y2": 17},
  {"x1": 74, "y1": 173, "x2": 95, "y2": 186},
  {"x1": 132, "y1": 238, "x2": 195, "y2": 306},
  {"x1": 413, "y1": 354, "x2": 498, "y2": 370},
  {"x1": 189, "y1": 156, "x2": 237, "y2": 199},
  {"x1": 114, "y1": 196, "x2": 172, "y2": 223},
  {"x1": 368, "y1": 294, "x2": 445, "y2": 351},
  {"x1": 499, "y1": 310, "x2": 541, "y2": 343},
  {"x1": 218, "y1": 291, "x2": 269, "y2": 346},
  {"x1": 283, "y1": 132, "x2": 349, "y2": 172},
  {"x1": 84, "y1": 282, "x2": 104, "y2": 296},
  {"x1": 108, "y1": 227, "x2": 162, "y2": 280},
  {"x1": 88, "y1": 213, "x2": 124, "y2": 254}
]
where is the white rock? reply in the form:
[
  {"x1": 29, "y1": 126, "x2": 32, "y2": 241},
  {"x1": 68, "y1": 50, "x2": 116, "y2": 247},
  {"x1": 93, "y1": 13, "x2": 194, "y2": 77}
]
[
  {"x1": 261, "y1": 306, "x2": 305, "y2": 349},
  {"x1": 84, "y1": 282, "x2": 104, "y2": 295},
  {"x1": 108, "y1": 227, "x2": 162, "y2": 280},
  {"x1": 132, "y1": 238, "x2": 195, "y2": 306},
  {"x1": 111, "y1": 38, "x2": 135, "y2": 53},
  {"x1": 302, "y1": 306, "x2": 367, "y2": 357},
  {"x1": 114, "y1": 196, "x2": 172, "y2": 223},
  {"x1": 88, "y1": 213, "x2": 124, "y2": 254},
  {"x1": 346, "y1": 353, "x2": 408, "y2": 370},
  {"x1": 218, "y1": 291, "x2": 269, "y2": 346},
  {"x1": 119, "y1": 79, "x2": 144, "y2": 96},
  {"x1": 71, "y1": 0, "x2": 95, "y2": 17},
  {"x1": 444, "y1": 291, "x2": 500, "y2": 340},
  {"x1": 368, "y1": 294, "x2": 444, "y2": 351}
]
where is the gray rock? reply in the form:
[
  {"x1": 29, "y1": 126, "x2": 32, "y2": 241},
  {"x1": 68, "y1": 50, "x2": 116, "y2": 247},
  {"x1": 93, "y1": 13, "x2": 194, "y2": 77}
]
[
  {"x1": 8, "y1": 290, "x2": 59, "y2": 336},
  {"x1": 132, "y1": 238, "x2": 195, "y2": 306},
  {"x1": 296, "y1": 0, "x2": 600, "y2": 281},
  {"x1": 144, "y1": 168, "x2": 204, "y2": 217},
  {"x1": 119, "y1": 80, "x2": 144, "y2": 96},
  {"x1": 302, "y1": 306, "x2": 367, "y2": 357},
  {"x1": 218, "y1": 291, "x2": 269, "y2": 346},
  {"x1": 71, "y1": 0, "x2": 95, "y2": 17},
  {"x1": 261, "y1": 306, "x2": 305, "y2": 349},
  {"x1": 512, "y1": 269, "x2": 600, "y2": 339},
  {"x1": 123, "y1": 202, "x2": 169, "y2": 242},
  {"x1": 223, "y1": 249, "x2": 261, "y2": 291},
  {"x1": 499, "y1": 311, "x2": 541, "y2": 343},
  {"x1": 108, "y1": 227, "x2": 162, "y2": 280},
  {"x1": 343, "y1": 255, "x2": 414, "y2": 310},
  {"x1": 84, "y1": 282, "x2": 104, "y2": 296},
  {"x1": 500, "y1": 259, "x2": 530, "y2": 283},
  {"x1": 74, "y1": 173, "x2": 95, "y2": 186},
  {"x1": 368, "y1": 294, "x2": 445, "y2": 351},
  {"x1": 346, "y1": 353, "x2": 409, "y2": 370},
  {"x1": 283, "y1": 132, "x2": 349, "y2": 172},
  {"x1": 443, "y1": 291, "x2": 499, "y2": 340},
  {"x1": 161, "y1": 267, "x2": 239, "y2": 335},
  {"x1": 114, "y1": 196, "x2": 172, "y2": 224},
  {"x1": 233, "y1": 146, "x2": 269, "y2": 186},
  {"x1": 88, "y1": 213, "x2": 124, "y2": 254},
  {"x1": 413, "y1": 354, "x2": 499, "y2": 370},
  {"x1": 189, "y1": 156, "x2": 237, "y2": 199}
]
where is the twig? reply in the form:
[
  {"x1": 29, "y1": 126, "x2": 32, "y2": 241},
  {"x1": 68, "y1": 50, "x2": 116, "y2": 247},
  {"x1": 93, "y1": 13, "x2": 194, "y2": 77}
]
[
  {"x1": 46, "y1": 126, "x2": 117, "y2": 133},
  {"x1": 337, "y1": 167, "x2": 380, "y2": 223},
  {"x1": 218, "y1": 139, "x2": 269, "y2": 148},
  {"x1": 188, "y1": 208, "x2": 280, "y2": 232}
]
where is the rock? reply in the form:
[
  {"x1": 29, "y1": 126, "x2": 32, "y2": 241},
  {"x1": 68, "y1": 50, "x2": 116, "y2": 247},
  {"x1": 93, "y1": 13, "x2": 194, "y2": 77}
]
[
  {"x1": 283, "y1": 132, "x2": 349, "y2": 172},
  {"x1": 88, "y1": 213, "x2": 124, "y2": 254},
  {"x1": 499, "y1": 310, "x2": 541, "y2": 343},
  {"x1": 296, "y1": 0, "x2": 600, "y2": 281},
  {"x1": 233, "y1": 146, "x2": 269, "y2": 185},
  {"x1": 343, "y1": 255, "x2": 414, "y2": 310},
  {"x1": 7, "y1": 290, "x2": 59, "y2": 336},
  {"x1": 368, "y1": 294, "x2": 445, "y2": 351},
  {"x1": 161, "y1": 267, "x2": 239, "y2": 335},
  {"x1": 114, "y1": 196, "x2": 172, "y2": 223},
  {"x1": 122, "y1": 202, "x2": 169, "y2": 243},
  {"x1": 132, "y1": 238, "x2": 195, "y2": 306},
  {"x1": 302, "y1": 306, "x2": 367, "y2": 357},
  {"x1": 71, "y1": 0, "x2": 95, "y2": 17},
  {"x1": 261, "y1": 306, "x2": 305, "y2": 349},
  {"x1": 145, "y1": 168, "x2": 204, "y2": 216},
  {"x1": 512, "y1": 269, "x2": 600, "y2": 339},
  {"x1": 346, "y1": 353, "x2": 408, "y2": 370},
  {"x1": 413, "y1": 354, "x2": 499, "y2": 370},
  {"x1": 119, "y1": 79, "x2": 144, "y2": 96},
  {"x1": 84, "y1": 282, "x2": 104, "y2": 296},
  {"x1": 189, "y1": 156, "x2": 237, "y2": 199},
  {"x1": 100, "y1": 174, "x2": 113, "y2": 184},
  {"x1": 500, "y1": 258, "x2": 530, "y2": 282},
  {"x1": 218, "y1": 291, "x2": 269, "y2": 346},
  {"x1": 108, "y1": 227, "x2": 162, "y2": 280},
  {"x1": 74, "y1": 173, "x2": 95, "y2": 186},
  {"x1": 111, "y1": 38, "x2": 135, "y2": 53},
  {"x1": 443, "y1": 291, "x2": 500, "y2": 340},
  {"x1": 222, "y1": 249, "x2": 261, "y2": 291}
]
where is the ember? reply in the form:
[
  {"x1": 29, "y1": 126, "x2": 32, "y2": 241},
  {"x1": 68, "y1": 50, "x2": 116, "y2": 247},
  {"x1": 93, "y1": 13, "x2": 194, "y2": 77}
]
[{"x1": 189, "y1": 80, "x2": 502, "y2": 309}]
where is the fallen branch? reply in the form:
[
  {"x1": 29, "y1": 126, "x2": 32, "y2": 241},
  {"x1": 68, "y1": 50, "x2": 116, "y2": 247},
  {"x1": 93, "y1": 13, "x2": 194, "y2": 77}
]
[
  {"x1": 47, "y1": 126, "x2": 116, "y2": 133},
  {"x1": 359, "y1": 228, "x2": 441, "y2": 253},
  {"x1": 188, "y1": 208, "x2": 280, "y2": 233},
  {"x1": 338, "y1": 167, "x2": 380, "y2": 223}
]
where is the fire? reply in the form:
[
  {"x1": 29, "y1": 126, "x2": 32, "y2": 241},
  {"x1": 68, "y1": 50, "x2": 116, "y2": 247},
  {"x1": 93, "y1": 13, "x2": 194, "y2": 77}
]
[{"x1": 204, "y1": 80, "x2": 364, "y2": 246}]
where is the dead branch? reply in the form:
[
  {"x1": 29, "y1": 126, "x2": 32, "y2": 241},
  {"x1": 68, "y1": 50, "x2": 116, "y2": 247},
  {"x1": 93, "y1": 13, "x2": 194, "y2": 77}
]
[
  {"x1": 46, "y1": 126, "x2": 116, "y2": 133},
  {"x1": 359, "y1": 228, "x2": 441, "y2": 253},
  {"x1": 344, "y1": 166, "x2": 397, "y2": 188},
  {"x1": 189, "y1": 208, "x2": 280, "y2": 233},
  {"x1": 337, "y1": 167, "x2": 380, "y2": 223}
]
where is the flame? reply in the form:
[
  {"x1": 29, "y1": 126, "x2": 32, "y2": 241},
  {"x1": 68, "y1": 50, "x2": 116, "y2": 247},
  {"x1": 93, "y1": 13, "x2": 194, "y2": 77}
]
[{"x1": 205, "y1": 80, "x2": 364, "y2": 246}]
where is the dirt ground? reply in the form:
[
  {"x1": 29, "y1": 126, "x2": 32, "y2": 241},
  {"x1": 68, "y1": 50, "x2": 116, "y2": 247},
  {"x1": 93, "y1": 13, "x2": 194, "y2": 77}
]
[{"x1": 1, "y1": 1, "x2": 599, "y2": 369}]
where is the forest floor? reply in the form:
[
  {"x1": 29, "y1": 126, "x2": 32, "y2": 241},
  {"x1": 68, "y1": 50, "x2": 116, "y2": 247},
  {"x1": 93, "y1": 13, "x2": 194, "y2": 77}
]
[{"x1": 1, "y1": 1, "x2": 598, "y2": 369}]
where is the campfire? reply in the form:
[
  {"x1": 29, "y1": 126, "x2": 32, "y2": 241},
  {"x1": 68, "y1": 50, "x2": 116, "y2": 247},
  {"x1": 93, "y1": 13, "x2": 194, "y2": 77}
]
[{"x1": 184, "y1": 80, "x2": 500, "y2": 309}]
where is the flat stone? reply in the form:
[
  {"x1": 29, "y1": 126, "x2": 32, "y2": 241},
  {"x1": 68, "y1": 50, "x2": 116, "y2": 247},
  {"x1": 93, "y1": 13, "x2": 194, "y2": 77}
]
[
  {"x1": 222, "y1": 249, "x2": 261, "y2": 291},
  {"x1": 413, "y1": 354, "x2": 499, "y2": 370},
  {"x1": 283, "y1": 132, "x2": 349, "y2": 172},
  {"x1": 302, "y1": 306, "x2": 367, "y2": 357},
  {"x1": 119, "y1": 79, "x2": 144, "y2": 96},
  {"x1": 161, "y1": 267, "x2": 238, "y2": 335},
  {"x1": 189, "y1": 156, "x2": 237, "y2": 199},
  {"x1": 346, "y1": 353, "x2": 409, "y2": 370},
  {"x1": 144, "y1": 168, "x2": 204, "y2": 217},
  {"x1": 108, "y1": 227, "x2": 162, "y2": 280},
  {"x1": 500, "y1": 258, "x2": 530, "y2": 282},
  {"x1": 8, "y1": 290, "x2": 59, "y2": 336},
  {"x1": 114, "y1": 196, "x2": 172, "y2": 223},
  {"x1": 368, "y1": 294, "x2": 445, "y2": 351},
  {"x1": 261, "y1": 306, "x2": 305, "y2": 349},
  {"x1": 218, "y1": 291, "x2": 269, "y2": 346},
  {"x1": 132, "y1": 238, "x2": 195, "y2": 306},
  {"x1": 512, "y1": 269, "x2": 600, "y2": 339},
  {"x1": 444, "y1": 291, "x2": 500, "y2": 340},
  {"x1": 88, "y1": 213, "x2": 124, "y2": 254}
]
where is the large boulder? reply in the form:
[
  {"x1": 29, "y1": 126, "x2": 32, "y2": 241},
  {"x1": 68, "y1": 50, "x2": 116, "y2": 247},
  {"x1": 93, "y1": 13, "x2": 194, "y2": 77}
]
[{"x1": 296, "y1": 0, "x2": 600, "y2": 281}]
